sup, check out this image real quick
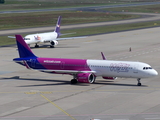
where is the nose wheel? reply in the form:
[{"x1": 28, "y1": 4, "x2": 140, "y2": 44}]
[
  {"x1": 35, "y1": 44, "x2": 39, "y2": 48},
  {"x1": 137, "y1": 78, "x2": 141, "y2": 86}
]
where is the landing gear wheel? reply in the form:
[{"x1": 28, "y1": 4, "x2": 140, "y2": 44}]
[
  {"x1": 137, "y1": 83, "x2": 141, "y2": 86},
  {"x1": 50, "y1": 45, "x2": 54, "y2": 48},
  {"x1": 35, "y1": 44, "x2": 39, "y2": 48},
  {"x1": 71, "y1": 79, "x2": 77, "y2": 84},
  {"x1": 137, "y1": 78, "x2": 141, "y2": 86}
]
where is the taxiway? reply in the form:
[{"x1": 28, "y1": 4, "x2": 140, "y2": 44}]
[{"x1": 0, "y1": 27, "x2": 160, "y2": 120}]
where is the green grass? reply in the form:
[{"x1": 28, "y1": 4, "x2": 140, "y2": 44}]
[
  {"x1": 0, "y1": 11, "x2": 140, "y2": 30},
  {"x1": 104, "y1": 4, "x2": 160, "y2": 13},
  {"x1": 0, "y1": 0, "x2": 130, "y2": 11},
  {"x1": 1, "y1": 0, "x2": 159, "y2": 11},
  {"x1": 1, "y1": 21, "x2": 160, "y2": 46},
  {"x1": 61, "y1": 21, "x2": 160, "y2": 37},
  {"x1": 0, "y1": 36, "x2": 16, "y2": 46}
]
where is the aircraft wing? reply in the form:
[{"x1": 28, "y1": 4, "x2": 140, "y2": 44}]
[
  {"x1": 56, "y1": 36, "x2": 87, "y2": 41},
  {"x1": 60, "y1": 32, "x2": 76, "y2": 36},
  {"x1": 8, "y1": 36, "x2": 16, "y2": 38},
  {"x1": 36, "y1": 69, "x2": 96, "y2": 74}
]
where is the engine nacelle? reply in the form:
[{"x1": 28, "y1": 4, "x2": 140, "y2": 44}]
[
  {"x1": 50, "y1": 40, "x2": 58, "y2": 46},
  {"x1": 77, "y1": 73, "x2": 95, "y2": 83},
  {"x1": 102, "y1": 76, "x2": 117, "y2": 80}
]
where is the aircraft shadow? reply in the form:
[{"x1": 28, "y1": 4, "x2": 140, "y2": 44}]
[
  {"x1": 2, "y1": 76, "x2": 90, "y2": 87},
  {"x1": 94, "y1": 81, "x2": 148, "y2": 87},
  {"x1": 30, "y1": 45, "x2": 79, "y2": 49},
  {"x1": 1, "y1": 76, "x2": 147, "y2": 87}
]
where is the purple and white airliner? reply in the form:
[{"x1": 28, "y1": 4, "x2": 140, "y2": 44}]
[{"x1": 13, "y1": 35, "x2": 158, "y2": 86}]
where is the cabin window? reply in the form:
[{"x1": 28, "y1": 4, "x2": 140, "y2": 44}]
[
  {"x1": 24, "y1": 38, "x2": 30, "y2": 40},
  {"x1": 143, "y1": 67, "x2": 152, "y2": 70}
]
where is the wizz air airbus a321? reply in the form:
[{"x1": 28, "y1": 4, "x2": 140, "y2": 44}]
[
  {"x1": 13, "y1": 35, "x2": 158, "y2": 86},
  {"x1": 9, "y1": 16, "x2": 85, "y2": 48}
]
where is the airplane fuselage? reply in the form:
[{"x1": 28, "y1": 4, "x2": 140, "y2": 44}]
[
  {"x1": 14, "y1": 57, "x2": 158, "y2": 79},
  {"x1": 24, "y1": 31, "x2": 58, "y2": 44},
  {"x1": 13, "y1": 34, "x2": 158, "y2": 86}
]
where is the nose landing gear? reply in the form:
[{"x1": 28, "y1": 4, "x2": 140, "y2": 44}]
[
  {"x1": 137, "y1": 78, "x2": 141, "y2": 86},
  {"x1": 35, "y1": 44, "x2": 39, "y2": 48}
]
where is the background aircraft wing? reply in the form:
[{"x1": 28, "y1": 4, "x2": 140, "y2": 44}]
[
  {"x1": 56, "y1": 36, "x2": 87, "y2": 40},
  {"x1": 60, "y1": 32, "x2": 76, "y2": 36},
  {"x1": 8, "y1": 36, "x2": 16, "y2": 38}
]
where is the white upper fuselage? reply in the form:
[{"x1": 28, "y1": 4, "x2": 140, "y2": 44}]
[
  {"x1": 86, "y1": 60, "x2": 158, "y2": 78},
  {"x1": 24, "y1": 31, "x2": 58, "y2": 44}
]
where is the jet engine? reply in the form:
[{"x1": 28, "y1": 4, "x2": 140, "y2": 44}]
[
  {"x1": 77, "y1": 73, "x2": 95, "y2": 83},
  {"x1": 102, "y1": 76, "x2": 117, "y2": 80},
  {"x1": 50, "y1": 40, "x2": 58, "y2": 46}
]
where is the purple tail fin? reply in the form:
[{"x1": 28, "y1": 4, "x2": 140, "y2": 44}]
[
  {"x1": 15, "y1": 35, "x2": 37, "y2": 58},
  {"x1": 55, "y1": 16, "x2": 61, "y2": 34}
]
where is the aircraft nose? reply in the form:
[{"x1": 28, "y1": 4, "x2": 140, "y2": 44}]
[{"x1": 151, "y1": 69, "x2": 158, "y2": 76}]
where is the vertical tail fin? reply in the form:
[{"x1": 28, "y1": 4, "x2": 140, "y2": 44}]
[
  {"x1": 55, "y1": 16, "x2": 61, "y2": 34},
  {"x1": 15, "y1": 35, "x2": 37, "y2": 58}
]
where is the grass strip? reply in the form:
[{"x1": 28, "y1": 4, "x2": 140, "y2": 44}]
[
  {"x1": 1, "y1": 21, "x2": 160, "y2": 46},
  {"x1": 0, "y1": 11, "x2": 140, "y2": 30},
  {"x1": 103, "y1": 4, "x2": 160, "y2": 13},
  {"x1": 61, "y1": 21, "x2": 160, "y2": 37}
]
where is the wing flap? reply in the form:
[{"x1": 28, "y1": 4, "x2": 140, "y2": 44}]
[{"x1": 37, "y1": 69, "x2": 96, "y2": 74}]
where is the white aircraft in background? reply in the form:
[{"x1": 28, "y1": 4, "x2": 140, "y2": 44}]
[{"x1": 9, "y1": 16, "x2": 85, "y2": 48}]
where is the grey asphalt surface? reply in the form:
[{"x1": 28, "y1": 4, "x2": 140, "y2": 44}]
[{"x1": 0, "y1": 26, "x2": 160, "y2": 120}]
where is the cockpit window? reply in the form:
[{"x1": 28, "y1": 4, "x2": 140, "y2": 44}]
[
  {"x1": 24, "y1": 38, "x2": 30, "y2": 40},
  {"x1": 143, "y1": 67, "x2": 152, "y2": 70}
]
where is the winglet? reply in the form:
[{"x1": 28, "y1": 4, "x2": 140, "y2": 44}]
[
  {"x1": 15, "y1": 35, "x2": 37, "y2": 58},
  {"x1": 55, "y1": 16, "x2": 61, "y2": 35},
  {"x1": 101, "y1": 52, "x2": 107, "y2": 60}
]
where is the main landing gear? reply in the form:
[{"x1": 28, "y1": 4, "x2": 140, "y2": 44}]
[
  {"x1": 71, "y1": 74, "x2": 78, "y2": 84},
  {"x1": 71, "y1": 79, "x2": 77, "y2": 84},
  {"x1": 137, "y1": 78, "x2": 141, "y2": 86},
  {"x1": 35, "y1": 44, "x2": 39, "y2": 48}
]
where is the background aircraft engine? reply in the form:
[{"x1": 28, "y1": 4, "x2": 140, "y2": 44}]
[
  {"x1": 77, "y1": 73, "x2": 95, "y2": 83},
  {"x1": 50, "y1": 40, "x2": 58, "y2": 46},
  {"x1": 102, "y1": 76, "x2": 117, "y2": 80}
]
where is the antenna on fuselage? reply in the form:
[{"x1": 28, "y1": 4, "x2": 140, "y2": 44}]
[{"x1": 101, "y1": 52, "x2": 107, "y2": 60}]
